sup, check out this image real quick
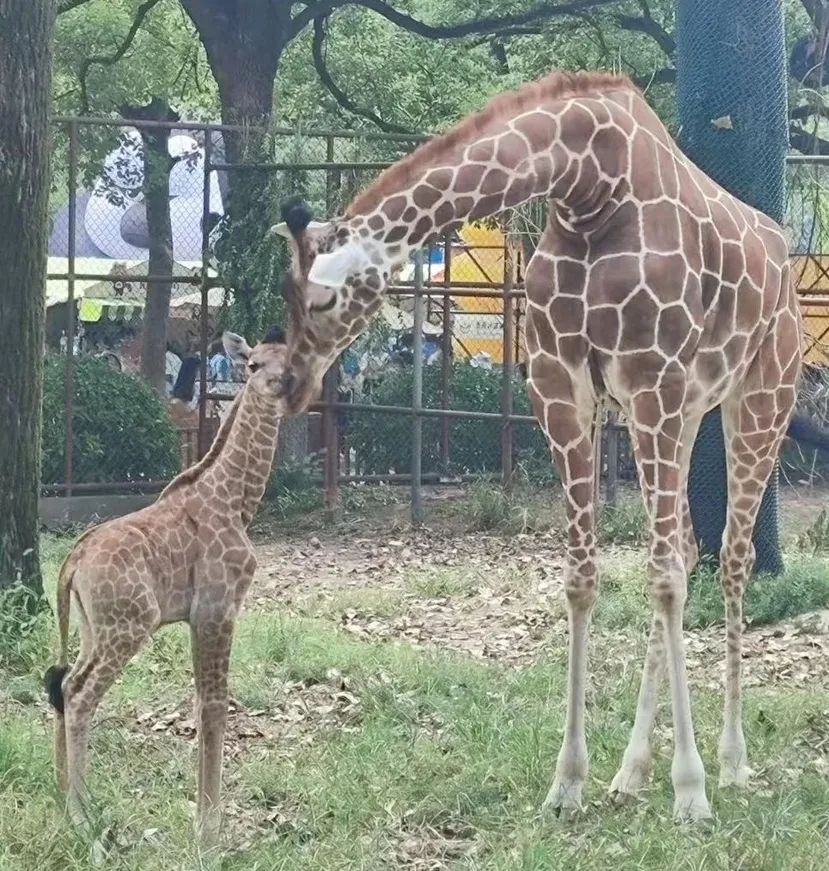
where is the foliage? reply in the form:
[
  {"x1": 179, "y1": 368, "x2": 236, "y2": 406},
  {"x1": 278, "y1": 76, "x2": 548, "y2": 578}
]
[
  {"x1": 0, "y1": 587, "x2": 50, "y2": 673},
  {"x1": 597, "y1": 496, "x2": 648, "y2": 546},
  {"x1": 465, "y1": 478, "x2": 514, "y2": 531},
  {"x1": 41, "y1": 354, "x2": 180, "y2": 484},
  {"x1": 347, "y1": 362, "x2": 550, "y2": 476},
  {"x1": 686, "y1": 556, "x2": 829, "y2": 629},
  {"x1": 797, "y1": 508, "x2": 829, "y2": 553},
  {"x1": 265, "y1": 454, "x2": 324, "y2": 519}
]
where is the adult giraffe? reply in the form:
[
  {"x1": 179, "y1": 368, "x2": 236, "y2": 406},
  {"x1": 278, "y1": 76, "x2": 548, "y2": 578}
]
[{"x1": 273, "y1": 71, "x2": 803, "y2": 821}]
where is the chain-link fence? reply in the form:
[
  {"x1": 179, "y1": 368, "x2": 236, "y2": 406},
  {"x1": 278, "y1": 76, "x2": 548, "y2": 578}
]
[{"x1": 43, "y1": 114, "x2": 829, "y2": 519}]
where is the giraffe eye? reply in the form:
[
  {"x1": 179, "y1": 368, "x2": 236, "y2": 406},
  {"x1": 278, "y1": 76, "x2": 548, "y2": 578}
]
[
  {"x1": 248, "y1": 362, "x2": 261, "y2": 373},
  {"x1": 309, "y1": 294, "x2": 337, "y2": 314}
]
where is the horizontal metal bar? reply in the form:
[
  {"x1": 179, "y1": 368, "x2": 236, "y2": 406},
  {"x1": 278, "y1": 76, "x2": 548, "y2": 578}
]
[
  {"x1": 47, "y1": 272, "x2": 202, "y2": 284},
  {"x1": 787, "y1": 154, "x2": 829, "y2": 165},
  {"x1": 54, "y1": 115, "x2": 429, "y2": 143},
  {"x1": 210, "y1": 161, "x2": 394, "y2": 172},
  {"x1": 42, "y1": 480, "x2": 168, "y2": 495},
  {"x1": 338, "y1": 472, "x2": 487, "y2": 484}
]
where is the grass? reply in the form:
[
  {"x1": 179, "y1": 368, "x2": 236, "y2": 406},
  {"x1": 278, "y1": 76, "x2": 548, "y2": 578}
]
[
  {"x1": 3, "y1": 508, "x2": 829, "y2": 869},
  {"x1": 3, "y1": 601, "x2": 829, "y2": 870}
]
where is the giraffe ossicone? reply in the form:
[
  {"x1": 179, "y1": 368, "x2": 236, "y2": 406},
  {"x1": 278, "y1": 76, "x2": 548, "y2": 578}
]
[
  {"x1": 44, "y1": 326, "x2": 290, "y2": 847},
  {"x1": 278, "y1": 69, "x2": 804, "y2": 821}
]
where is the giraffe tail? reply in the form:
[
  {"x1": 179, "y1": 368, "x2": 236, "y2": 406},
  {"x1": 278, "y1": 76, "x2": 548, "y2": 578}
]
[
  {"x1": 43, "y1": 549, "x2": 77, "y2": 714},
  {"x1": 786, "y1": 412, "x2": 829, "y2": 453}
]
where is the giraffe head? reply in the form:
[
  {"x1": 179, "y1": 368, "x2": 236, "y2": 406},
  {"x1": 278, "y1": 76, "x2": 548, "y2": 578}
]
[
  {"x1": 271, "y1": 198, "x2": 393, "y2": 413},
  {"x1": 222, "y1": 325, "x2": 290, "y2": 405}
]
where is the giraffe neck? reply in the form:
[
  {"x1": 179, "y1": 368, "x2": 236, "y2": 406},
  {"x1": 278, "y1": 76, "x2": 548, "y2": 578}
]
[
  {"x1": 197, "y1": 386, "x2": 281, "y2": 527},
  {"x1": 346, "y1": 91, "x2": 629, "y2": 266}
]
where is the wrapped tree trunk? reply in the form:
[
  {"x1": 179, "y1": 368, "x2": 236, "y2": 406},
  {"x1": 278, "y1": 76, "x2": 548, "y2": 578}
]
[
  {"x1": 677, "y1": 0, "x2": 788, "y2": 574},
  {"x1": 0, "y1": 0, "x2": 55, "y2": 593}
]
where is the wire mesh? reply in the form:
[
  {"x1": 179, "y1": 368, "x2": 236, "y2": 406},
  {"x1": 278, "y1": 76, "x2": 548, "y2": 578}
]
[{"x1": 44, "y1": 114, "x2": 829, "y2": 525}]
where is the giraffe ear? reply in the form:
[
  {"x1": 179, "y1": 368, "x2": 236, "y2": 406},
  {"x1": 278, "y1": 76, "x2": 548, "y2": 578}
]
[
  {"x1": 269, "y1": 220, "x2": 332, "y2": 240},
  {"x1": 222, "y1": 331, "x2": 252, "y2": 362},
  {"x1": 308, "y1": 241, "x2": 370, "y2": 288}
]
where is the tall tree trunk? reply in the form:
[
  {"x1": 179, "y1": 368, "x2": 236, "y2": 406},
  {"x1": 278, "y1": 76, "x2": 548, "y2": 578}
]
[
  {"x1": 0, "y1": 0, "x2": 55, "y2": 594},
  {"x1": 179, "y1": 0, "x2": 286, "y2": 164},
  {"x1": 124, "y1": 99, "x2": 178, "y2": 395},
  {"x1": 677, "y1": 0, "x2": 788, "y2": 575}
]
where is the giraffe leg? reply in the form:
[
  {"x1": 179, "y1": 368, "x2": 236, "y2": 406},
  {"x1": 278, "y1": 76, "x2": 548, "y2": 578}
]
[
  {"x1": 63, "y1": 632, "x2": 152, "y2": 825},
  {"x1": 717, "y1": 338, "x2": 798, "y2": 788},
  {"x1": 62, "y1": 578, "x2": 158, "y2": 827},
  {"x1": 191, "y1": 609, "x2": 236, "y2": 847},
  {"x1": 629, "y1": 403, "x2": 710, "y2": 821},
  {"x1": 526, "y1": 370, "x2": 597, "y2": 818},
  {"x1": 609, "y1": 416, "x2": 701, "y2": 801},
  {"x1": 54, "y1": 603, "x2": 93, "y2": 795}
]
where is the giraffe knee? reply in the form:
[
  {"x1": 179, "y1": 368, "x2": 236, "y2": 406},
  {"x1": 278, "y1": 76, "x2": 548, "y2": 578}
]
[
  {"x1": 563, "y1": 565, "x2": 599, "y2": 611},
  {"x1": 648, "y1": 554, "x2": 686, "y2": 613}
]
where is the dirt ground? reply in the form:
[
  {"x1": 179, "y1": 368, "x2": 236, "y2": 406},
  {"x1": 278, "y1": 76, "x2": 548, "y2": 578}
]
[{"x1": 251, "y1": 484, "x2": 829, "y2": 690}]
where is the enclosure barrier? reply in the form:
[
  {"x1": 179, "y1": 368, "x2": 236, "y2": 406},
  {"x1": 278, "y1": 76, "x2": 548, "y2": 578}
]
[{"x1": 45, "y1": 116, "x2": 829, "y2": 521}]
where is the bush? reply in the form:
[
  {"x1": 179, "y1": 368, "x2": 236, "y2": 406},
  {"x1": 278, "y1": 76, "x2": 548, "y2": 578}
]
[
  {"x1": 347, "y1": 363, "x2": 552, "y2": 476},
  {"x1": 42, "y1": 354, "x2": 180, "y2": 484}
]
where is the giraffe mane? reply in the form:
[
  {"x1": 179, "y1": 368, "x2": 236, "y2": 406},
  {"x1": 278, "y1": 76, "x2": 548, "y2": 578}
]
[
  {"x1": 159, "y1": 388, "x2": 246, "y2": 498},
  {"x1": 346, "y1": 70, "x2": 637, "y2": 217}
]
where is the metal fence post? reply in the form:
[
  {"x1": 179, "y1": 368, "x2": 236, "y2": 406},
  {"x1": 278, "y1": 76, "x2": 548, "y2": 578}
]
[
  {"x1": 322, "y1": 365, "x2": 341, "y2": 523},
  {"x1": 440, "y1": 234, "x2": 452, "y2": 474},
  {"x1": 501, "y1": 235, "x2": 515, "y2": 490},
  {"x1": 325, "y1": 135, "x2": 335, "y2": 212},
  {"x1": 64, "y1": 121, "x2": 78, "y2": 495},
  {"x1": 197, "y1": 130, "x2": 213, "y2": 458},
  {"x1": 411, "y1": 251, "x2": 425, "y2": 525}
]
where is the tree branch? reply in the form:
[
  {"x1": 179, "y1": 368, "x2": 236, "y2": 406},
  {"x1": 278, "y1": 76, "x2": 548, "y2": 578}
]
[
  {"x1": 615, "y1": 12, "x2": 675, "y2": 57},
  {"x1": 57, "y1": 0, "x2": 96, "y2": 14},
  {"x1": 791, "y1": 124, "x2": 829, "y2": 155},
  {"x1": 311, "y1": 16, "x2": 415, "y2": 135},
  {"x1": 791, "y1": 102, "x2": 829, "y2": 122},
  {"x1": 293, "y1": 0, "x2": 622, "y2": 42},
  {"x1": 78, "y1": 0, "x2": 165, "y2": 114},
  {"x1": 632, "y1": 67, "x2": 676, "y2": 88},
  {"x1": 290, "y1": 1, "x2": 344, "y2": 39}
]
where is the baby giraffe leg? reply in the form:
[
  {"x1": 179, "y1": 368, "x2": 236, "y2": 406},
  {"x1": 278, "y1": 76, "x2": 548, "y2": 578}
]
[
  {"x1": 63, "y1": 633, "x2": 150, "y2": 826},
  {"x1": 191, "y1": 612, "x2": 236, "y2": 847}
]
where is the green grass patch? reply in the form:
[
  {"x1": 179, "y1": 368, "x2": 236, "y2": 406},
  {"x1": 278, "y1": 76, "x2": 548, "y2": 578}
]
[
  {"x1": 597, "y1": 496, "x2": 648, "y2": 547},
  {"x1": 686, "y1": 556, "x2": 829, "y2": 629},
  {"x1": 2, "y1": 602, "x2": 829, "y2": 870}
]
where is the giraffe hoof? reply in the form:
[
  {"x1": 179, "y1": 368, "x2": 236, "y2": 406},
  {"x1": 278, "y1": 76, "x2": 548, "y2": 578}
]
[
  {"x1": 608, "y1": 786, "x2": 638, "y2": 807},
  {"x1": 542, "y1": 779, "x2": 584, "y2": 821},
  {"x1": 608, "y1": 760, "x2": 651, "y2": 802},
  {"x1": 718, "y1": 765, "x2": 752, "y2": 789},
  {"x1": 672, "y1": 792, "x2": 713, "y2": 823}
]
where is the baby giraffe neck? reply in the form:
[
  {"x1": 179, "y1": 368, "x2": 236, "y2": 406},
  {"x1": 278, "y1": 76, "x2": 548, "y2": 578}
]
[{"x1": 200, "y1": 387, "x2": 281, "y2": 527}]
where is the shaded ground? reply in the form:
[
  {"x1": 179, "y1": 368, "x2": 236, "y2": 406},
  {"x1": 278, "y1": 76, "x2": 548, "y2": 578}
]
[{"x1": 252, "y1": 484, "x2": 829, "y2": 684}]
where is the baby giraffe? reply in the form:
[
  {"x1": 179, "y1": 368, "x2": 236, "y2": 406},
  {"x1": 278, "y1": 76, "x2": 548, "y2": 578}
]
[{"x1": 44, "y1": 326, "x2": 288, "y2": 846}]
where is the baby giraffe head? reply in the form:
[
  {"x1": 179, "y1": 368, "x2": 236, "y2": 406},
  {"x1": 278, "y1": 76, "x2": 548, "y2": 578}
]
[{"x1": 222, "y1": 324, "x2": 290, "y2": 405}]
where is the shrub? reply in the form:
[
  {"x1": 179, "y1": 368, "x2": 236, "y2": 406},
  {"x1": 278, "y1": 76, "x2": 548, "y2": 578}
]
[
  {"x1": 686, "y1": 557, "x2": 829, "y2": 629},
  {"x1": 42, "y1": 354, "x2": 180, "y2": 484},
  {"x1": 347, "y1": 363, "x2": 553, "y2": 476}
]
